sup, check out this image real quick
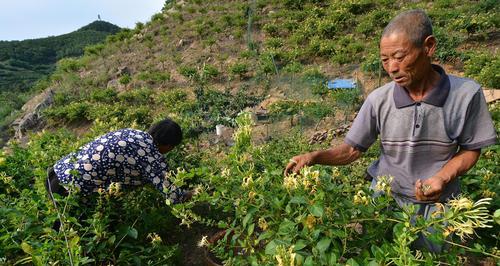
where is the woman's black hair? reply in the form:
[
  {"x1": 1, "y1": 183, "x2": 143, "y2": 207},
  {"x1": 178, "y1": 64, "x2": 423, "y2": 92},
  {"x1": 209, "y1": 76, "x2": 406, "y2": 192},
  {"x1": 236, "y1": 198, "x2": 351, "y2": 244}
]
[{"x1": 148, "y1": 118, "x2": 182, "y2": 147}]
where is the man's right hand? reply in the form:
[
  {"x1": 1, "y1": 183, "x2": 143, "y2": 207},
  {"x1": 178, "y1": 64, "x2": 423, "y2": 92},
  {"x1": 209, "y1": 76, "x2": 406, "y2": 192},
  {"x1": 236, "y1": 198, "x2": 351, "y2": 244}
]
[{"x1": 284, "y1": 153, "x2": 315, "y2": 176}]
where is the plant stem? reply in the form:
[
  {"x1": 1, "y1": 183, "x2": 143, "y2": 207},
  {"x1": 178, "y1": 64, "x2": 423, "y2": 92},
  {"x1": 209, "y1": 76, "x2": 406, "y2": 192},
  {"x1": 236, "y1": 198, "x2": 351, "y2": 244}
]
[{"x1": 444, "y1": 239, "x2": 500, "y2": 259}]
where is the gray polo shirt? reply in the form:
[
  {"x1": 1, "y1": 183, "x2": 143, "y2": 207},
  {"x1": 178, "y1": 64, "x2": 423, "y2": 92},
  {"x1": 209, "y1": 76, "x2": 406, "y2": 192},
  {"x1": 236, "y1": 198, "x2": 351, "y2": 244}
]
[{"x1": 345, "y1": 65, "x2": 497, "y2": 203}]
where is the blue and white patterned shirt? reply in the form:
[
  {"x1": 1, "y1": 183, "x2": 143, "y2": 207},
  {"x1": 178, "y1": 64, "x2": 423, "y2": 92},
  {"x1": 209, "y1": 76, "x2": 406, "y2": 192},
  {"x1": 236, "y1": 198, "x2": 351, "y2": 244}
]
[{"x1": 53, "y1": 128, "x2": 185, "y2": 203}]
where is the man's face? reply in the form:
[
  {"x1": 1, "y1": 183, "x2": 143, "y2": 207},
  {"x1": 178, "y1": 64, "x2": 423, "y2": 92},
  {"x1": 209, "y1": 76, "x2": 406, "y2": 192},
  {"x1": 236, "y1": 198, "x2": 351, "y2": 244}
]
[{"x1": 380, "y1": 32, "x2": 430, "y2": 90}]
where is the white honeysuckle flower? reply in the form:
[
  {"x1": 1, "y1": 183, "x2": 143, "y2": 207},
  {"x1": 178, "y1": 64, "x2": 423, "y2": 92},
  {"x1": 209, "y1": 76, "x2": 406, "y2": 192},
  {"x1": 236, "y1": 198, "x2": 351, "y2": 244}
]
[
  {"x1": 84, "y1": 164, "x2": 93, "y2": 171},
  {"x1": 118, "y1": 141, "x2": 127, "y2": 147},
  {"x1": 116, "y1": 155, "x2": 125, "y2": 162}
]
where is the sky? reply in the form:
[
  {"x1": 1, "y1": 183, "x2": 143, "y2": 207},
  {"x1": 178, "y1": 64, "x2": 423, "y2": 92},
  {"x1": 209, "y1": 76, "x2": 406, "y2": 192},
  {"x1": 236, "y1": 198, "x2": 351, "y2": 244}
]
[{"x1": 0, "y1": 0, "x2": 166, "y2": 41}]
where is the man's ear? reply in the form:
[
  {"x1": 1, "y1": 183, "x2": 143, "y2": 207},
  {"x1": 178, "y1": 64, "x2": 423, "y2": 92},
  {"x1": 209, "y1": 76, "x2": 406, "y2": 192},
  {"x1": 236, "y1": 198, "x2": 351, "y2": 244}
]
[{"x1": 423, "y1": 35, "x2": 437, "y2": 57}]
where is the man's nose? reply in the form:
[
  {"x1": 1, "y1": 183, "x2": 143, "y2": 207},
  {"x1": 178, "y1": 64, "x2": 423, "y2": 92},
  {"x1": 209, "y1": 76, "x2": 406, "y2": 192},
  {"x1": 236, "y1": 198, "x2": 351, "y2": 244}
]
[{"x1": 388, "y1": 60, "x2": 399, "y2": 73}]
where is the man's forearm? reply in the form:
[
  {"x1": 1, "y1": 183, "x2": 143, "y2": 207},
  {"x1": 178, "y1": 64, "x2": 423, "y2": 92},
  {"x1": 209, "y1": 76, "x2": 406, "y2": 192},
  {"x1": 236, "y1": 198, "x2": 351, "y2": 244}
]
[
  {"x1": 310, "y1": 143, "x2": 362, "y2": 166},
  {"x1": 434, "y1": 149, "x2": 481, "y2": 183}
]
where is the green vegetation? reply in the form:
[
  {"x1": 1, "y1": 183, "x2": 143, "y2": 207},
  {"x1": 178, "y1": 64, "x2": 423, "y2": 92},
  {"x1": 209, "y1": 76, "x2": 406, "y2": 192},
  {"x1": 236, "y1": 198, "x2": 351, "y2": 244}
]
[
  {"x1": 0, "y1": 0, "x2": 498, "y2": 264},
  {"x1": 0, "y1": 21, "x2": 120, "y2": 130}
]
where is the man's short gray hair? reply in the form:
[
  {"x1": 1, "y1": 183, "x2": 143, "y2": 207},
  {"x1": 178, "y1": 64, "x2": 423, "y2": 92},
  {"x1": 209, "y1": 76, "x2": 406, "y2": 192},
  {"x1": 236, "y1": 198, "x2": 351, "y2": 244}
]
[{"x1": 382, "y1": 9, "x2": 433, "y2": 47}]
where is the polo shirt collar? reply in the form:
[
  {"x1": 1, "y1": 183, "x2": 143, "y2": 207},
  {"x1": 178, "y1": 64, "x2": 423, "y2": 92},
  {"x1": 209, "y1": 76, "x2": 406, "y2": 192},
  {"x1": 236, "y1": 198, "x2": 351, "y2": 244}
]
[{"x1": 393, "y1": 64, "x2": 450, "y2": 108}]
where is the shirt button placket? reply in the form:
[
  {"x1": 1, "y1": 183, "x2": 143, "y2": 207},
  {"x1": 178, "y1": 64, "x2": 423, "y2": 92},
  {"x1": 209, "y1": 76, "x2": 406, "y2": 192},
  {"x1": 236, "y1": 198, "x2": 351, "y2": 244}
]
[{"x1": 415, "y1": 103, "x2": 423, "y2": 135}]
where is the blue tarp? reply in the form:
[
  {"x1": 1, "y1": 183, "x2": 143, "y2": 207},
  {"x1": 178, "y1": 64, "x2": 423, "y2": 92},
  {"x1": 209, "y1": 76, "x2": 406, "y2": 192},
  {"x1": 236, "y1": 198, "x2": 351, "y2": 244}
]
[{"x1": 327, "y1": 79, "x2": 356, "y2": 89}]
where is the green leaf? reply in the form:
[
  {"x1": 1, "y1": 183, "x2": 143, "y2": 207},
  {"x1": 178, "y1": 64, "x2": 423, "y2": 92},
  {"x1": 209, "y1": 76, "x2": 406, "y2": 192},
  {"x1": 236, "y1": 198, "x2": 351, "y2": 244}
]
[
  {"x1": 32, "y1": 256, "x2": 43, "y2": 266},
  {"x1": 328, "y1": 252, "x2": 338, "y2": 265},
  {"x1": 243, "y1": 213, "x2": 252, "y2": 227},
  {"x1": 248, "y1": 223, "x2": 255, "y2": 235},
  {"x1": 316, "y1": 237, "x2": 331, "y2": 253},
  {"x1": 265, "y1": 240, "x2": 278, "y2": 255},
  {"x1": 346, "y1": 258, "x2": 360, "y2": 266},
  {"x1": 127, "y1": 227, "x2": 138, "y2": 239},
  {"x1": 278, "y1": 219, "x2": 296, "y2": 236},
  {"x1": 308, "y1": 202, "x2": 324, "y2": 217},
  {"x1": 257, "y1": 231, "x2": 274, "y2": 242},
  {"x1": 69, "y1": 236, "x2": 80, "y2": 248},
  {"x1": 108, "y1": 235, "x2": 116, "y2": 245},
  {"x1": 304, "y1": 256, "x2": 314, "y2": 266},
  {"x1": 293, "y1": 239, "x2": 308, "y2": 251},
  {"x1": 21, "y1": 241, "x2": 33, "y2": 255},
  {"x1": 290, "y1": 196, "x2": 307, "y2": 204},
  {"x1": 493, "y1": 209, "x2": 500, "y2": 225}
]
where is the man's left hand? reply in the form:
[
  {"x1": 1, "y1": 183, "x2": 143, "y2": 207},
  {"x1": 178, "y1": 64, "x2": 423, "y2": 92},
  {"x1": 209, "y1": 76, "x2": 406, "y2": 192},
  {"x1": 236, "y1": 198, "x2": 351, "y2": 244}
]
[{"x1": 415, "y1": 176, "x2": 447, "y2": 201}]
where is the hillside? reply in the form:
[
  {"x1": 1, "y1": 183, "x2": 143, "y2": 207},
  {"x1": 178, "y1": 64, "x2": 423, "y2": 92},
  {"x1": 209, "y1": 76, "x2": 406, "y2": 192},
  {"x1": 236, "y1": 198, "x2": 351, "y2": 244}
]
[
  {"x1": 0, "y1": 20, "x2": 120, "y2": 130},
  {"x1": 0, "y1": 0, "x2": 498, "y2": 265}
]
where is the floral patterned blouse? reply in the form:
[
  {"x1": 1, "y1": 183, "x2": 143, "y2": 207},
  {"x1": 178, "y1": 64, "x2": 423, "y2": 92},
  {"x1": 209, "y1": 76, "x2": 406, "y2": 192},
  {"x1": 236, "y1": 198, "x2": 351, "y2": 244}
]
[{"x1": 53, "y1": 128, "x2": 185, "y2": 203}]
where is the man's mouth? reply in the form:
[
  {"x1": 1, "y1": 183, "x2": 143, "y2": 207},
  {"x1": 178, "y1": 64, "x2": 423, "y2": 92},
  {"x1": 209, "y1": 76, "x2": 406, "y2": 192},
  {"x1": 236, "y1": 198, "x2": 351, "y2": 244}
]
[{"x1": 393, "y1": 76, "x2": 405, "y2": 83}]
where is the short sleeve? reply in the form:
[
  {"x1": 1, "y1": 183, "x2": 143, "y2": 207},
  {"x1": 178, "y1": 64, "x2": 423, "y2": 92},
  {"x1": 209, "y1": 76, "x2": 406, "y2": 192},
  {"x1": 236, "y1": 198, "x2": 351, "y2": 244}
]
[
  {"x1": 458, "y1": 90, "x2": 497, "y2": 150},
  {"x1": 344, "y1": 99, "x2": 379, "y2": 152}
]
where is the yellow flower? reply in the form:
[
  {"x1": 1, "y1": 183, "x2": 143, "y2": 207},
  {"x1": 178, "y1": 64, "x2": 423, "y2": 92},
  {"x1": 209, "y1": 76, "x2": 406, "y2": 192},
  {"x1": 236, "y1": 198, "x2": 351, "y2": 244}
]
[
  {"x1": 305, "y1": 215, "x2": 317, "y2": 230},
  {"x1": 197, "y1": 235, "x2": 209, "y2": 247},
  {"x1": 248, "y1": 191, "x2": 256, "y2": 200},
  {"x1": 258, "y1": 217, "x2": 269, "y2": 231},
  {"x1": 375, "y1": 175, "x2": 393, "y2": 195},
  {"x1": 147, "y1": 233, "x2": 162, "y2": 246},
  {"x1": 283, "y1": 174, "x2": 298, "y2": 190},
  {"x1": 353, "y1": 190, "x2": 369, "y2": 205},
  {"x1": 449, "y1": 197, "x2": 473, "y2": 210}
]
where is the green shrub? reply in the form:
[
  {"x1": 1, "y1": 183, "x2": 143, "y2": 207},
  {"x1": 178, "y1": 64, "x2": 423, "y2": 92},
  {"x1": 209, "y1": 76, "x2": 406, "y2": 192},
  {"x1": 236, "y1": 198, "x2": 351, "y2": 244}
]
[
  {"x1": 117, "y1": 87, "x2": 153, "y2": 104},
  {"x1": 201, "y1": 64, "x2": 220, "y2": 81},
  {"x1": 57, "y1": 58, "x2": 84, "y2": 73},
  {"x1": 137, "y1": 71, "x2": 171, "y2": 84},
  {"x1": 229, "y1": 62, "x2": 249, "y2": 78},
  {"x1": 45, "y1": 101, "x2": 91, "y2": 122},
  {"x1": 119, "y1": 74, "x2": 131, "y2": 85},
  {"x1": 84, "y1": 43, "x2": 106, "y2": 56},
  {"x1": 90, "y1": 88, "x2": 118, "y2": 103},
  {"x1": 178, "y1": 65, "x2": 199, "y2": 80},
  {"x1": 464, "y1": 51, "x2": 500, "y2": 89}
]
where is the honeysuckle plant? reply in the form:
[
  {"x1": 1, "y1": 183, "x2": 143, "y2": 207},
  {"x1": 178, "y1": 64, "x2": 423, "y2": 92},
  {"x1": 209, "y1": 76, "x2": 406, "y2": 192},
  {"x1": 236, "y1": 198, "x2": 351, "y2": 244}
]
[{"x1": 171, "y1": 112, "x2": 498, "y2": 266}]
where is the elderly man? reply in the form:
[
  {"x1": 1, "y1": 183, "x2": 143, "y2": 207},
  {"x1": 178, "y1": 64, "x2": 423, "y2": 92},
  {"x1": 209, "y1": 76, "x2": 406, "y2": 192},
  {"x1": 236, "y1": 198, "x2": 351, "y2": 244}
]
[
  {"x1": 285, "y1": 9, "x2": 497, "y2": 252},
  {"x1": 46, "y1": 118, "x2": 189, "y2": 205}
]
